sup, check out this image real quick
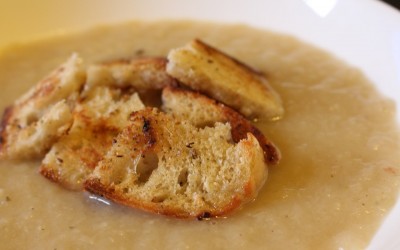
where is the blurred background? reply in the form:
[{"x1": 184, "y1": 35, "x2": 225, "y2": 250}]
[
  {"x1": 0, "y1": 0, "x2": 398, "y2": 49},
  {"x1": 382, "y1": 0, "x2": 400, "y2": 9}
]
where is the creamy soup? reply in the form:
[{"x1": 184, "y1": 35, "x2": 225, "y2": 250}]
[{"x1": 0, "y1": 21, "x2": 399, "y2": 250}]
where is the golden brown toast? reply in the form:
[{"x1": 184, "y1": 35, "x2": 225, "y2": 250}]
[
  {"x1": 85, "y1": 57, "x2": 176, "y2": 92},
  {"x1": 40, "y1": 86, "x2": 145, "y2": 190},
  {"x1": 0, "y1": 48, "x2": 281, "y2": 218},
  {"x1": 161, "y1": 86, "x2": 280, "y2": 165},
  {"x1": 0, "y1": 54, "x2": 85, "y2": 159},
  {"x1": 38, "y1": 56, "x2": 175, "y2": 190},
  {"x1": 84, "y1": 108, "x2": 267, "y2": 219},
  {"x1": 166, "y1": 39, "x2": 284, "y2": 120}
]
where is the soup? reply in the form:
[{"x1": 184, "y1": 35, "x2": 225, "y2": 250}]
[{"x1": 0, "y1": 21, "x2": 399, "y2": 250}]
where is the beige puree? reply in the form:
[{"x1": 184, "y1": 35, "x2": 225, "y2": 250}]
[{"x1": 0, "y1": 21, "x2": 399, "y2": 250}]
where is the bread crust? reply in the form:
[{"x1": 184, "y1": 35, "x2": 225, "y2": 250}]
[
  {"x1": 162, "y1": 86, "x2": 280, "y2": 165},
  {"x1": 1, "y1": 49, "x2": 280, "y2": 219},
  {"x1": 39, "y1": 88, "x2": 145, "y2": 190},
  {"x1": 85, "y1": 178, "x2": 247, "y2": 219},
  {"x1": 86, "y1": 57, "x2": 177, "y2": 92},
  {"x1": 166, "y1": 39, "x2": 284, "y2": 120},
  {"x1": 0, "y1": 106, "x2": 14, "y2": 157},
  {"x1": 84, "y1": 108, "x2": 267, "y2": 219},
  {"x1": 0, "y1": 54, "x2": 85, "y2": 159}
]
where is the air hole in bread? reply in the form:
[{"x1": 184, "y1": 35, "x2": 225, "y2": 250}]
[
  {"x1": 110, "y1": 88, "x2": 122, "y2": 102},
  {"x1": 151, "y1": 194, "x2": 167, "y2": 203},
  {"x1": 178, "y1": 169, "x2": 189, "y2": 187},
  {"x1": 226, "y1": 134, "x2": 235, "y2": 145},
  {"x1": 139, "y1": 89, "x2": 163, "y2": 108},
  {"x1": 110, "y1": 163, "x2": 128, "y2": 185},
  {"x1": 135, "y1": 152, "x2": 159, "y2": 184},
  {"x1": 195, "y1": 121, "x2": 217, "y2": 129},
  {"x1": 25, "y1": 112, "x2": 39, "y2": 126}
]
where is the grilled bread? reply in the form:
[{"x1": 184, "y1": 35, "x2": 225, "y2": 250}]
[
  {"x1": 84, "y1": 108, "x2": 267, "y2": 219},
  {"x1": 1, "y1": 43, "x2": 282, "y2": 218},
  {"x1": 161, "y1": 86, "x2": 280, "y2": 164},
  {"x1": 85, "y1": 57, "x2": 176, "y2": 93},
  {"x1": 40, "y1": 86, "x2": 145, "y2": 190},
  {"x1": 85, "y1": 57, "x2": 176, "y2": 106},
  {"x1": 38, "y1": 56, "x2": 177, "y2": 190},
  {"x1": 0, "y1": 54, "x2": 85, "y2": 159},
  {"x1": 166, "y1": 39, "x2": 284, "y2": 120}
]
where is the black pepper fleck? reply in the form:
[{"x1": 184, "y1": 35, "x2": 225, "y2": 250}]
[{"x1": 142, "y1": 119, "x2": 151, "y2": 133}]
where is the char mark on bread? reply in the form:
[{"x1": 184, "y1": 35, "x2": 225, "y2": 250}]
[
  {"x1": 84, "y1": 108, "x2": 268, "y2": 218},
  {"x1": 166, "y1": 39, "x2": 284, "y2": 120},
  {"x1": 161, "y1": 86, "x2": 280, "y2": 165}
]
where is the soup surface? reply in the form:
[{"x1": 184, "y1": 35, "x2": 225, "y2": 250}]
[{"x1": 0, "y1": 21, "x2": 400, "y2": 250}]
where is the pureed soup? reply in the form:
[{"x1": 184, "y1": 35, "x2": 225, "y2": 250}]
[{"x1": 0, "y1": 21, "x2": 399, "y2": 250}]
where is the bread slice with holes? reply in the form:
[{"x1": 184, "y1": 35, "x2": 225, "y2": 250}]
[
  {"x1": 84, "y1": 108, "x2": 267, "y2": 219},
  {"x1": 161, "y1": 86, "x2": 280, "y2": 165},
  {"x1": 39, "y1": 86, "x2": 145, "y2": 190},
  {"x1": 85, "y1": 57, "x2": 176, "y2": 93},
  {"x1": 0, "y1": 54, "x2": 85, "y2": 159},
  {"x1": 86, "y1": 57, "x2": 175, "y2": 91},
  {"x1": 85, "y1": 57, "x2": 176, "y2": 106},
  {"x1": 166, "y1": 39, "x2": 284, "y2": 120},
  {"x1": 33, "y1": 56, "x2": 173, "y2": 189}
]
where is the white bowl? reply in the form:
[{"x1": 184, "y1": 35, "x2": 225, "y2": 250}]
[{"x1": 1, "y1": 0, "x2": 399, "y2": 249}]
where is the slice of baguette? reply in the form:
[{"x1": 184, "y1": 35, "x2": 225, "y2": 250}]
[
  {"x1": 166, "y1": 39, "x2": 284, "y2": 120},
  {"x1": 161, "y1": 86, "x2": 280, "y2": 165},
  {"x1": 84, "y1": 108, "x2": 267, "y2": 219},
  {"x1": 40, "y1": 86, "x2": 145, "y2": 190},
  {"x1": 85, "y1": 57, "x2": 177, "y2": 107},
  {"x1": 0, "y1": 54, "x2": 85, "y2": 159},
  {"x1": 85, "y1": 57, "x2": 176, "y2": 93}
]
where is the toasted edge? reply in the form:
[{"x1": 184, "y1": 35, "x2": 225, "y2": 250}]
[
  {"x1": 166, "y1": 39, "x2": 284, "y2": 120},
  {"x1": 162, "y1": 86, "x2": 280, "y2": 165},
  {"x1": 84, "y1": 108, "x2": 267, "y2": 219}
]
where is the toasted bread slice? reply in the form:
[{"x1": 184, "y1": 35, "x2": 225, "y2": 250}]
[
  {"x1": 85, "y1": 57, "x2": 176, "y2": 93},
  {"x1": 40, "y1": 86, "x2": 145, "y2": 190},
  {"x1": 161, "y1": 86, "x2": 280, "y2": 165},
  {"x1": 85, "y1": 57, "x2": 177, "y2": 106},
  {"x1": 0, "y1": 54, "x2": 85, "y2": 159},
  {"x1": 166, "y1": 39, "x2": 284, "y2": 120},
  {"x1": 84, "y1": 108, "x2": 267, "y2": 219}
]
